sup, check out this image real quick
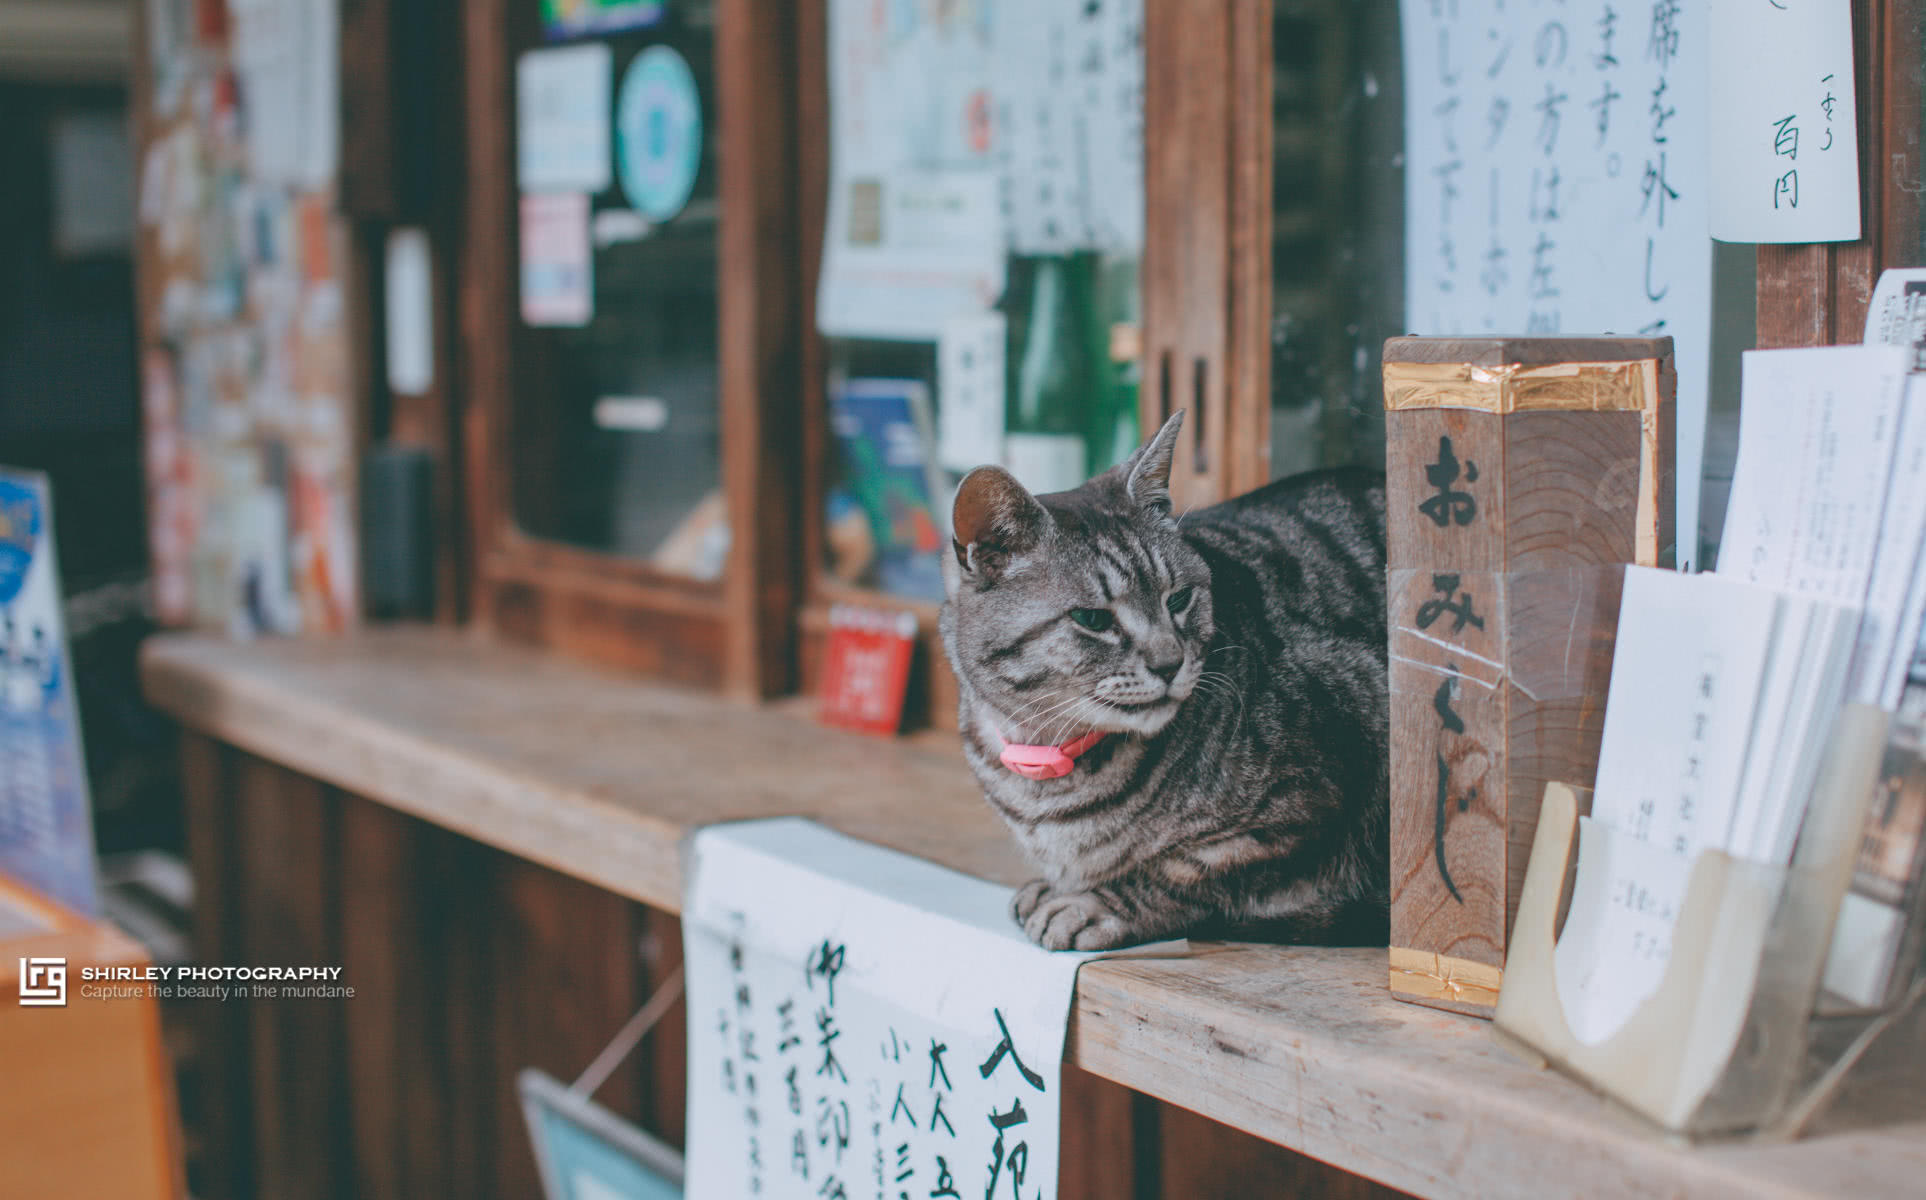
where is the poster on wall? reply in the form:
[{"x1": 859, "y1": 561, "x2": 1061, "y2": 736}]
[
  {"x1": 816, "y1": 0, "x2": 1004, "y2": 341},
  {"x1": 814, "y1": 0, "x2": 1147, "y2": 340},
  {"x1": 135, "y1": 0, "x2": 359, "y2": 636},
  {"x1": 1400, "y1": 0, "x2": 1714, "y2": 568},
  {"x1": 0, "y1": 471, "x2": 100, "y2": 916}
]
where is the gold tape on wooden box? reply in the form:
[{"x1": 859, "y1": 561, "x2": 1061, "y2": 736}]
[
  {"x1": 1382, "y1": 358, "x2": 1666, "y2": 567},
  {"x1": 1388, "y1": 946, "x2": 1504, "y2": 1010}
]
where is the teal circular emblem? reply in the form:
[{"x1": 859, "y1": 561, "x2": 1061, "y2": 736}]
[{"x1": 615, "y1": 45, "x2": 702, "y2": 222}]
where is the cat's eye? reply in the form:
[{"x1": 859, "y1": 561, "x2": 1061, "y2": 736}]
[
  {"x1": 1166, "y1": 587, "x2": 1195, "y2": 615},
  {"x1": 1069, "y1": 608, "x2": 1115, "y2": 632}
]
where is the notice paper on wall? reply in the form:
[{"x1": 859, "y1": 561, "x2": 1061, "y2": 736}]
[
  {"x1": 517, "y1": 42, "x2": 614, "y2": 194},
  {"x1": 816, "y1": 0, "x2": 1004, "y2": 340},
  {"x1": 1706, "y1": 0, "x2": 1860, "y2": 244},
  {"x1": 683, "y1": 819, "x2": 1159, "y2": 1199},
  {"x1": 520, "y1": 192, "x2": 594, "y2": 328},
  {"x1": 1400, "y1": 0, "x2": 1714, "y2": 569}
]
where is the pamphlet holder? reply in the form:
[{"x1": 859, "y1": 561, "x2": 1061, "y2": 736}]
[{"x1": 1494, "y1": 703, "x2": 1926, "y2": 1138}]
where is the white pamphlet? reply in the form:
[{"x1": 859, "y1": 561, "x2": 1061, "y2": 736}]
[
  {"x1": 1718, "y1": 345, "x2": 1910, "y2": 613},
  {"x1": 1554, "y1": 817, "x2": 1693, "y2": 1046},
  {"x1": 1864, "y1": 268, "x2": 1926, "y2": 370},
  {"x1": 1592, "y1": 567, "x2": 1783, "y2": 857}
]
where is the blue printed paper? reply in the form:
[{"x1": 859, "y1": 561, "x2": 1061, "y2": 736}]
[{"x1": 0, "y1": 470, "x2": 99, "y2": 914}]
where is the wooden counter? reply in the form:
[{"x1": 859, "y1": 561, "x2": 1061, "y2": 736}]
[{"x1": 142, "y1": 628, "x2": 1926, "y2": 1200}]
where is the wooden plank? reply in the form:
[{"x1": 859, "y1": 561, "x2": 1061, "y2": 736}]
[
  {"x1": 141, "y1": 630, "x2": 1018, "y2": 911},
  {"x1": 1058, "y1": 1065, "x2": 1143, "y2": 1200},
  {"x1": 339, "y1": 794, "x2": 469, "y2": 1200},
  {"x1": 1145, "y1": 0, "x2": 1233, "y2": 510},
  {"x1": 1157, "y1": 1101, "x2": 1410, "y2": 1200},
  {"x1": 718, "y1": 0, "x2": 803, "y2": 699},
  {"x1": 1071, "y1": 947, "x2": 1926, "y2": 1200},
  {"x1": 179, "y1": 732, "x2": 253, "y2": 1200},
  {"x1": 1225, "y1": 0, "x2": 1274, "y2": 495},
  {"x1": 233, "y1": 755, "x2": 347, "y2": 1200},
  {"x1": 146, "y1": 631, "x2": 1926, "y2": 1198},
  {"x1": 642, "y1": 908, "x2": 691, "y2": 1150},
  {"x1": 485, "y1": 852, "x2": 646, "y2": 1199}
]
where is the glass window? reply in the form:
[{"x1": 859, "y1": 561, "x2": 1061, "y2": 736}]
[
  {"x1": 817, "y1": 1, "x2": 1145, "y2": 604},
  {"x1": 1268, "y1": 0, "x2": 1404, "y2": 478},
  {"x1": 509, "y1": 1, "x2": 728, "y2": 580}
]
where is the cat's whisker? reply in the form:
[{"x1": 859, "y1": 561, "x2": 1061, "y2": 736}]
[{"x1": 1016, "y1": 691, "x2": 1098, "y2": 742}]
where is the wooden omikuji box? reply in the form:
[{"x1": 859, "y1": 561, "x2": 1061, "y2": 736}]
[{"x1": 1383, "y1": 336, "x2": 1675, "y2": 1017}]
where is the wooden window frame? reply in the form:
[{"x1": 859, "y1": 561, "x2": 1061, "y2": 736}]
[{"x1": 456, "y1": 0, "x2": 802, "y2": 698}]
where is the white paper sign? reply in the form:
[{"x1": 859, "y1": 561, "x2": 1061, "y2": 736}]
[
  {"x1": 518, "y1": 43, "x2": 614, "y2": 194},
  {"x1": 997, "y1": 0, "x2": 1145, "y2": 254},
  {"x1": 521, "y1": 192, "x2": 594, "y2": 327},
  {"x1": 937, "y1": 311, "x2": 1008, "y2": 472},
  {"x1": 230, "y1": 0, "x2": 339, "y2": 190},
  {"x1": 1401, "y1": 1, "x2": 1714, "y2": 568},
  {"x1": 1707, "y1": 0, "x2": 1860, "y2": 244},
  {"x1": 683, "y1": 819, "x2": 1111, "y2": 1200},
  {"x1": 384, "y1": 227, "x2": 434, "y2": 396},
  {"x1": 817, "y1": 0, "x2": 1005, "y2": 341}
]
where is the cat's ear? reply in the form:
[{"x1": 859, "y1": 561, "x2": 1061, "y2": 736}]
[
  {"x1": 951, "y1": 466, "x2": 1050, "y2": 584},
  {"x1": 1125, "y1": 409, "x2": 1184, "y2": 516}
]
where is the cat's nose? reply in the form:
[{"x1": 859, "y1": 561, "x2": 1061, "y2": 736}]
[{"x1": 1149, "y1": 659, "x2": 1182, "y2": 684}]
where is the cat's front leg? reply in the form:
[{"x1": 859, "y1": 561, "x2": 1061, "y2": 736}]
[{"x1": 1012, "y1": 875, "x2": 1202, "y2": 951}]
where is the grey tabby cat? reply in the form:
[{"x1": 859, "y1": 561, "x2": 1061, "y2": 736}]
[{"x1": 940, "y1": 412, "x2": 1388, "y2": 950}]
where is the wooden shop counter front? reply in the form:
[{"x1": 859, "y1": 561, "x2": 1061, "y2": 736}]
[{"x1": 141, "y1": 628, "x2": 1925, "y2": 1200}]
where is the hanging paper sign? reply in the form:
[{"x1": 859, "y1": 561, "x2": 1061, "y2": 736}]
[
  {"x1": 0, "y1": 470, "x2": 100, "y2": 916},
  {"x1": 1400, "y1": 0, "x2": 1715, "y2": 569},
  {"x1": 1707, "y1": 0, "x2": 1860, "y2": 244},
  {"x1": 518, "y1": 42, "x2": 614, "y2": 194},
  {"x1": 615, "y1": 45, "x2": 703, "y2": 222},
  {"x1": 521, "y1": 191, "x2": 595, "y2": 327},
  {"x1": 816, "y1": 0, "x2": 1005, "y2": 341},
  {"x1": 683, "y1": 819, "x2": 1151, "y2": 1200}
]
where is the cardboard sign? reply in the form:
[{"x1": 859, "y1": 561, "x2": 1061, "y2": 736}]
[{"x1": 817, "y1": 606, "x2": 918, "y2": 737}]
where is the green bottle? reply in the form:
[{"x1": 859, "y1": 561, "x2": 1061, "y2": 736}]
[
  {"x1": 1003, "y1": 253, "x2": 1098, "y2": 494},
  {"x1": 1090, "y1": 252, "x2": 1142, "y2": 473}
]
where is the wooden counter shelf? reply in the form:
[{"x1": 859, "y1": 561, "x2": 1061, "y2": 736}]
[{"x1": 141, "y1": 628, "x2": 1926, "y2": 1200}]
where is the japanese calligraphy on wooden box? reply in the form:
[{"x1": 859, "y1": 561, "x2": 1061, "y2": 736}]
[{"x1": 1384, "y1": 336, "x2": 1674, "y2": 1017}]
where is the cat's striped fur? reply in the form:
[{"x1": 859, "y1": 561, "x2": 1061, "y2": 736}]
[{"x1": 939, "y1": 412, "x2": 1389, "y2": 950}]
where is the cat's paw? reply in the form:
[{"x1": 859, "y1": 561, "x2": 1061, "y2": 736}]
[{"x1": 1013, "y1": 881, "x2": 1135, "y2": 951}]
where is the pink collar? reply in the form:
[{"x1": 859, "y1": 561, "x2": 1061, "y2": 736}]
[{"x1": 989, "y1": 728, "x2": 1108, "y2": 781}]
